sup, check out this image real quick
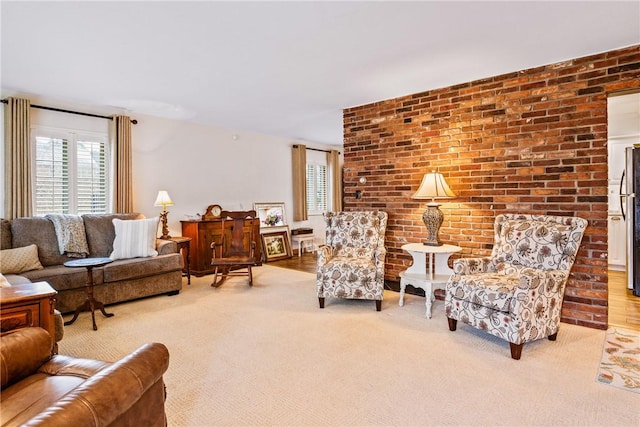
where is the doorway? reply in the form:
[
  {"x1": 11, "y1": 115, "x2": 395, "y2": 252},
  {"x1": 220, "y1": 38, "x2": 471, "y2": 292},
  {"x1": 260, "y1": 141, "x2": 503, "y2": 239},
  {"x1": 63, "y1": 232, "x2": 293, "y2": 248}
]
[{"x1": 607, "y1": 92, "x2": 640, "y2": 331}]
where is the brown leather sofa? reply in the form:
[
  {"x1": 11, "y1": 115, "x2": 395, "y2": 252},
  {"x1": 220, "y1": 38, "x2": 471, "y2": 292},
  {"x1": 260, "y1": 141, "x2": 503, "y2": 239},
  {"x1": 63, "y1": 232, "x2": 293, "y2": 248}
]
[{"x1": 0, "y1": 327, "x2": 169, "y2": 426}]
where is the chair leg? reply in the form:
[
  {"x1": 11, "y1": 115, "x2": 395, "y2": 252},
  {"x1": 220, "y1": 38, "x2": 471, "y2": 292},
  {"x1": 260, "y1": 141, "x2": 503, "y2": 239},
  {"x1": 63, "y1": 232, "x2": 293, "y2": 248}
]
[
  {"x1": 211, "y1": 268, "x2": 227, "y2": 287},
  {"x1": 211, "y1": 268, "x2": 219, "y2": 287},
  {"x1": 447, "y1": 318, "x2": 457, "y2": 331},
  {"x1": 318, "y1": 297, "x2": 325, "y2": 308},
  {"x1": 375, "y1": 300, "x2": 381, "y2": 312},
  {"x1": 509, "y1": 342, "x2": 523, "y2": 360},
  {"x1": 548, "y1": 332, "x2": 558, "y2": 341},
  {"x1": 248, "y1": 266, "x2": 253, "y2": 286}
]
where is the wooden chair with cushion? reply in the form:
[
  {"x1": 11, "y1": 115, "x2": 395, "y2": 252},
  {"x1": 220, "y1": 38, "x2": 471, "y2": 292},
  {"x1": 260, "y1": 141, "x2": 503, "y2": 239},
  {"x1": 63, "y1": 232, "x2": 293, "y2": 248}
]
[{"x1": 210, "y1": 210, "x2": 260, "y2": 287}]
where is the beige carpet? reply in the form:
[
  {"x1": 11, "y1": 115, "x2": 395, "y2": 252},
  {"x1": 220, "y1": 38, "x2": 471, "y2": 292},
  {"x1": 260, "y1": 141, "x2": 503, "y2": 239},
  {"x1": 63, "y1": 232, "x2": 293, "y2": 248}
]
[{"x1": 60, "y1": 265, "x2": 639, "y2": 426}]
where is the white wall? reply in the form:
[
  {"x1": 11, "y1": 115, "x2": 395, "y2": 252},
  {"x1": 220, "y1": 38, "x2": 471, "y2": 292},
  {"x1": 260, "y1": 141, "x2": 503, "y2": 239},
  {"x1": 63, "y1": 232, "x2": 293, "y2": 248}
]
[
  {"x1": 132, "y1": 113, "x2": 336, "y2": 243},
  {"x1": 1, "y1": 97, "x2": 339, "y2": 245}
]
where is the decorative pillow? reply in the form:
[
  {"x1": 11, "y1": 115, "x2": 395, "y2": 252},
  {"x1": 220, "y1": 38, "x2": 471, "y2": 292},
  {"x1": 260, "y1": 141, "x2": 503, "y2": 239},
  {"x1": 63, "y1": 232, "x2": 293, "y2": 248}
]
[
  {"x1": 110, "y1": 217, "x2": 159, "y2": 260},
  {"x1": 0, "y1": 273, "x2": 11, "y2": 287},
  {"x1": 0, "y1": 244, "x2": 44, "y2": 274}
]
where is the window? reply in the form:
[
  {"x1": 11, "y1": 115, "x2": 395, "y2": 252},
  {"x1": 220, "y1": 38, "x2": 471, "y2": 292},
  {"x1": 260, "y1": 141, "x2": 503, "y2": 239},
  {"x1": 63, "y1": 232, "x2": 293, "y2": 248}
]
[
  {"x1": 306, "y1": 162, "x2": 327, "y2": 215},
  {"x1": 33, "y1": 127, "x2": 109, "y2": 215}
]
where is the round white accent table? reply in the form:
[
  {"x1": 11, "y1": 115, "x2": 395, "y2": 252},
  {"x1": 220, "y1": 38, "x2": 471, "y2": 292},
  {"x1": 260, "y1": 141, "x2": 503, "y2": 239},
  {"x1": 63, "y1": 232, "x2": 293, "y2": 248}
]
[{"x1": 399, "y1": 243, "x2": 462, "y2": 318}]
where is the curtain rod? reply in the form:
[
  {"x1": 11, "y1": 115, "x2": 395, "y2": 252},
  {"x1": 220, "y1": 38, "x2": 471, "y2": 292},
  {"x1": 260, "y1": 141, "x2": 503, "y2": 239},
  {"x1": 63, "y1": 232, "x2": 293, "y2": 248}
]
[
  {"x1": 293, "y1": 144, "x2": 341, "y2": 155},
  {"x1": 1, "y1": 99, "x2": 138, "y2": 124}
]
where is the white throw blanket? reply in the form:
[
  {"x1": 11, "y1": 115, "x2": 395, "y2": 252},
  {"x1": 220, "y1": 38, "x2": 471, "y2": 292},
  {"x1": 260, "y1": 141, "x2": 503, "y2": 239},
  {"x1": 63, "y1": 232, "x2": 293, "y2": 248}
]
[{"x1": 44, "y1": 214, "x2": 89, "y2": 258}]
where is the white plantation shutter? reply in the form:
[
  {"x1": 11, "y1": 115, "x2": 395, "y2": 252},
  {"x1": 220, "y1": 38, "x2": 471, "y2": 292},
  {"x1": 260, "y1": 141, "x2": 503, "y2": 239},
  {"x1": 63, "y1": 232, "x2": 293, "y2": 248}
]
[
  {"x1": 33, "y1": 127, "x2": 109, "y2": 215},
  {"x1": 34, "y1": 135, "x2": 70, "y2": 214},
  {"x1": 306, "y1": 163, "x2": 327, "y2": 214},
  {"x1": 76, "y1": 139, "x2": 107, "y2": 214}
]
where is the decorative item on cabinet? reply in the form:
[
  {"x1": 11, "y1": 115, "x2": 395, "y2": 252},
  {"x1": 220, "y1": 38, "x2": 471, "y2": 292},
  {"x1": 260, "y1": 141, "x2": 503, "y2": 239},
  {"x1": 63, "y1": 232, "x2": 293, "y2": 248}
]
[{"x1": 203, "y1": 204, "x2": 223, "y2": 220}]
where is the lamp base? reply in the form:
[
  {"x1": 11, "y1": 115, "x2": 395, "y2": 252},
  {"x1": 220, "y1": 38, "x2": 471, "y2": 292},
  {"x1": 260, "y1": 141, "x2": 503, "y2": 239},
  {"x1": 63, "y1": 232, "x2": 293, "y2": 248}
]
[
  {"x1": 421, "y1": 203, "x2": 443, "y2": 247},
  {"x1": 159, "y1": 210, "x2": 171, "y2": 240}
]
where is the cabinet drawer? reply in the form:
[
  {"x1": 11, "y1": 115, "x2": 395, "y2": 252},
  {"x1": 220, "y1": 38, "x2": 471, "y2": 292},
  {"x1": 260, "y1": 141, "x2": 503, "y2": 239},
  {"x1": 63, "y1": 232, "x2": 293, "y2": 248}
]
[{"x1": 0, "y1": 303, "x2": 39, "y2": 332}]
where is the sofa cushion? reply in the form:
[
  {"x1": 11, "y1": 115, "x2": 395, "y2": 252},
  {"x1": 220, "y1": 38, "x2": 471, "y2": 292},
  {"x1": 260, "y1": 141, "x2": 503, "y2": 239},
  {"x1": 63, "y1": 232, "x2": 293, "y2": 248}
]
[
  {"x1": 0, "y1": 245, "x2": 44, "y2": 274},
  {"x1": 448, "y1": 273, "x2": 520, "y2": 312},
  {"x1": 11, "y1": 218, "x2": 68, "y2": 267},
  {"x1": 110, "y1": 218, "x2": 159, "y2": 260},
  {"x1": 83, "y1": 213, "x2": 142, "y2": 257},
  {"x1": 103, "y1": 254, "x2": 182, "y2": 283},
  {"x1": 21, "y1": 265, "x2": 102, "y2": 292}
]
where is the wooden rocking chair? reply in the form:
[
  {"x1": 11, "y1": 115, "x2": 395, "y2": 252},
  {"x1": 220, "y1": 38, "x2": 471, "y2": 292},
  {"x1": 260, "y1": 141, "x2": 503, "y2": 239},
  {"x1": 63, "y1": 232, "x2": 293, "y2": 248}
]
[{"x1": 210, "y1": 210, "x2": 260, "y2": 287}]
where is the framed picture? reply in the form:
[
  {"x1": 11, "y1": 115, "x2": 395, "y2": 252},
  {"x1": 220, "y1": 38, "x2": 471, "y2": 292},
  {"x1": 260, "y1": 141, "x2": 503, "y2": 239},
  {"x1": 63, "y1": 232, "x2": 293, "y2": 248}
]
[
  {"x1": 254, "y1": 202, "x2": 287, "y2": 228},
  {"x1": 261, "y1": 231, "x2": 292, "y2": 261}
]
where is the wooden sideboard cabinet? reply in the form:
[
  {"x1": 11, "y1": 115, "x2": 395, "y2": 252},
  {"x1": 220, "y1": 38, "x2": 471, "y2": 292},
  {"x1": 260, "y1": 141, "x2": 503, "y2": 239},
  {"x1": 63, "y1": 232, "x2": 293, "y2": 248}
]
[
  {"x1": 181, "y1": 218, "x2": 262, "y2": 277},
  {"x1": 0, "y1": 281, "x2": 57, "y2": 348}
]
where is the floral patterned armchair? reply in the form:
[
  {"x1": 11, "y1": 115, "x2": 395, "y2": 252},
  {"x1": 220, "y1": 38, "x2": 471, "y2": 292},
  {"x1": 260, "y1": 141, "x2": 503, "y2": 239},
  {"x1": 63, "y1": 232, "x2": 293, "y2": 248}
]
[
  {"x1": 445, "y1": 214, "x2": 587, "y2": 359},
  {"x1": 317, "y1": 211, "x2": 388, "y2": 311}
]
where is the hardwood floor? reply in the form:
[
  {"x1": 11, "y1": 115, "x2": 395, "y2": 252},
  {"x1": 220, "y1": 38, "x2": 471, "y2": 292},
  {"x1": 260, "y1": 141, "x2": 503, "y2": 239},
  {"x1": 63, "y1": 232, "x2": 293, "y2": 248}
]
[
  {"x1": 268, "y1": 251, "x2": 316, "y2": 274},
  {"x1": 608, "y1": 270, "x2": 640, "y2": 331},
  {"x1": 270, "y1": 254, "x2": 640, "y2": 332}
]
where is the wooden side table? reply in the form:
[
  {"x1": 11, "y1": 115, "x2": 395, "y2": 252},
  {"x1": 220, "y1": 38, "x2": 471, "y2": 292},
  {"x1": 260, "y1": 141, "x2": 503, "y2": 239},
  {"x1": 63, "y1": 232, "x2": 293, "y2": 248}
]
[
  {"x1": 0, "y1": 281, "x2": 57, "y2": 350},
  {"x1": 63, "y1": 257, "x2": 114, "y2": 331},
  {"x1": 399, "y1": 243, "x2": 462, "y2": 318},
  {"x1": 167, "y1": 236, "x2": 191, "y2": 284}
]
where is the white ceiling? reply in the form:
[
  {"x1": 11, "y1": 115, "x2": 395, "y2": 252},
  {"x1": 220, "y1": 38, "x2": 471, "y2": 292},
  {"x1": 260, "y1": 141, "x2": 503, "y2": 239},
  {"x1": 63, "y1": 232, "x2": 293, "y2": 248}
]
[{"x1": 2, "y1": 1, "x2": 639, "y2": 145}]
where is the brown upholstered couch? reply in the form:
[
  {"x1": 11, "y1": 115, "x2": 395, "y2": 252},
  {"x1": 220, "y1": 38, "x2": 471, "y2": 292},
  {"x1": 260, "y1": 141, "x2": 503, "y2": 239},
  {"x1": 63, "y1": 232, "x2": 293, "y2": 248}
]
[
  {"x1": 0, "y1": 213, "x2": 183, "y2": 313},
  {"x1": 0, "y1": 327, "x2": 169, "y2": 426}
]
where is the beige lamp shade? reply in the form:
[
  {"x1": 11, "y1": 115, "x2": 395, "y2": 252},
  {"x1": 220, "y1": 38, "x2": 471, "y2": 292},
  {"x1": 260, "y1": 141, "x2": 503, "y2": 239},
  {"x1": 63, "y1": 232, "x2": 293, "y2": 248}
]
[
  {"x1": 412, "y1": 171, "x2": 456, "y2": 202},
  {"x1": 154, "y1": 191, "x2": 174, "y2": 209}
]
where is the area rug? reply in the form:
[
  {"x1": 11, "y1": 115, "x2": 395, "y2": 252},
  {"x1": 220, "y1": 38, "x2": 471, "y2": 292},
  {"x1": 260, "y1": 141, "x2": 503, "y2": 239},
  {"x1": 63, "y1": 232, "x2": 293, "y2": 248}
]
[{"x1": 596, "y1": 327, "x2": 640, "y2": 393}]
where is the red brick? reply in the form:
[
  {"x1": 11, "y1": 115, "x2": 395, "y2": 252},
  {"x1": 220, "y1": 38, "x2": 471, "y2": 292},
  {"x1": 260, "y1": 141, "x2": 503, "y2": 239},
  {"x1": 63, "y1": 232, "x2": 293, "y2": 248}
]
[{"x1": 343, "y1": 45, "x2": 640, "y2": 330}]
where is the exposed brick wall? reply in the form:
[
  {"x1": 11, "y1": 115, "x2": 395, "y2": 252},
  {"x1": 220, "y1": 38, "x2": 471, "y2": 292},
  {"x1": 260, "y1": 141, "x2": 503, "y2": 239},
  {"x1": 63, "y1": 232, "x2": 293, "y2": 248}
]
[{"x1": 343, "y1": 45, "x2": 640, "y2": 330}]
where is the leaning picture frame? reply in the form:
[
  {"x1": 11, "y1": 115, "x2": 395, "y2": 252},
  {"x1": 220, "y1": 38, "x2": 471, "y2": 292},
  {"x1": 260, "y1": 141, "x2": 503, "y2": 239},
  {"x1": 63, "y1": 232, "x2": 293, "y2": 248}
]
[
  {"x1": 261, "y1": 230, "x2": 292, "y2": 261},
  {"x1": 253, "y1": 202, "x2": 287, "y2": 228}
]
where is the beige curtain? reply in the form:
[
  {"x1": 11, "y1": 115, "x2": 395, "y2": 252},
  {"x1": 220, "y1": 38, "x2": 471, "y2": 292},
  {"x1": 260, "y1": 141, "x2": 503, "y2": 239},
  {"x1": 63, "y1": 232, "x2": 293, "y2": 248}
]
[
  {"x1": 327, "y1": 149, "x2": 342, "y2": 212},
  {"x1": 112, "y1": 115, "x2": 133, "y2": 213},
  {"x1": 292, "y1": 144, "x2": 307, "y2": 221},
  {"x1": 4, "y1": 97, "x2": 32, "y2": 219}
]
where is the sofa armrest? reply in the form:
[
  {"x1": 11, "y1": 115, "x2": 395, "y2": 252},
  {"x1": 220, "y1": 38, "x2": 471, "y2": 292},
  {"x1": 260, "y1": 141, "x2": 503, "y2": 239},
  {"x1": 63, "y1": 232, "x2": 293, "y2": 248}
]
[
  {"x1": 23, "y1": 342, "x2": 170, "y2": 427},
  {"x1": 452, "y1": 257, "x2": 492, "y2": 275},
  {"x1": 156, "y1": 239, "x2": 178, "y2": 255},
  {"x1": 0, "y1": 327, "x2": 52, "y2": 389}
]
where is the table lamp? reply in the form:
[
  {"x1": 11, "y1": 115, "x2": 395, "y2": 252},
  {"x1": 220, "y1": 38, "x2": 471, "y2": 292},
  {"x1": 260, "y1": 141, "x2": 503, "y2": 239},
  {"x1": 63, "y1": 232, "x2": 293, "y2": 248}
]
[
  {"x1": 154, "y1": 190, "x2": 174, "y2": 239},
  {"x1": 412, "y1": 171, "x2": 456, "y2": 246}
]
